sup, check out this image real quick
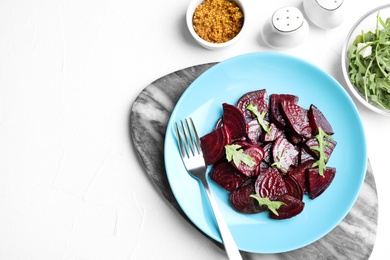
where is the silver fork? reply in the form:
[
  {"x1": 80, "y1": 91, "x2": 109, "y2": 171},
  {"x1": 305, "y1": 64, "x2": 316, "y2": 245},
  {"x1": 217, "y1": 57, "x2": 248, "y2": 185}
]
[{"x1": 175, "y1": 117, "x2": 243, "y2": 260}]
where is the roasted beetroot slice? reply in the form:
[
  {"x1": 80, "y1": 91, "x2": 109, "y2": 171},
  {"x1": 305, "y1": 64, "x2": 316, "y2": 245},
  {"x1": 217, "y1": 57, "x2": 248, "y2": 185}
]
[
  {"x1": 222, "y1": 103, "x2": 247, "y2": 139},
  {"x1": 255, "y1": 167, "x2": 287, "y2": 201},
  {"x1": 230, "y1": 179, "x2": 266, "y2": 214},
  {"x1": 232, "y1": 140, "x2": 255, "y2": 150},
  {"x1": 270, "y1": 193, "x2": 304, "y2": 220},
  {"x1": 210, "y1": 161, "x2": 248, "y2": 192},
  {"x1": 236, "y1": 89, "x2": 269, "y2": 119},
  {"x1": 200, "y1": 124, "x2": 232, "y2": 165},
  {"x1": 284, "y1": 175, "x2": 304, "y2": 200},
  {"x1": 247, "y1": 119, "x2": 262, "y2": 145},
  {"x1": 261, "y1": 142, "x2": 273, "y2": 165},
  {"x1": 309, "y1": 104, "x2": 334, "y2": 135},
  {"x1": 299, "y1": 147, "x2": 316, "y2": 164},
  {"x1": 269, "y1": 94, "x2": 299, "y2": 129},
  {"x1": 260, "y1": 123, "x2": 282, "y2": 143},
  {"x1": 272, "y1": 135, "x2": 299, "y2": 174},
  {"x1": 214, "y1": 117, "x2": 223, "y2": 129},
  {"x1": 233, "y1": 145, "x2": 264, "y2": 177},
  {"x1": 257, "y1": 161, "x2": 270, "y2": 175},
  {"x1": 307, "y1": 167, "x2": 336, "y2": 199},
  {"x1": 288, "y1": 159, "x2": 316, "y2": 193},
  {"x1": 285, "y1": 127, "x2": 303, "y2": 145},
  {"x1": 281, "y1": 100, "x2": 312, "y2": 139},
  {"x1": 303, "y1": 137, "x2": 337, "y2": 162}
]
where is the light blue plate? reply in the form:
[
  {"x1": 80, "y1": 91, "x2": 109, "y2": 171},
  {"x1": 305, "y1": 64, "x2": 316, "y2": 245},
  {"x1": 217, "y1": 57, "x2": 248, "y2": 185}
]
[{"x1": 164, "y1": 52, "x2": 366, "y2": 253}]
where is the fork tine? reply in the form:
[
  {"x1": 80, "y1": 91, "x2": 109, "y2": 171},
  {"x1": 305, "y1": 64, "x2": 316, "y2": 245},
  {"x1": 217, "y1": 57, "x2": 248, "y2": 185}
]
[
  {"x1": 176, "y1": 119, "x2": 194, "y2": 158},
  {"x1": 175, "y1": 118, "x2": 201, "y2": 158},
  {"x1": 187, "y1": 117, "x2": 201, "y2": 154},
  {"x1": 180, "y1": 120, "x2": 191, "y2": 157},
  {"x1": 183, "y1": 118, "x2": 196, "y2": 156},
  {"x1": 174, "y1": 122, "x2": 187, "y2": 158}
]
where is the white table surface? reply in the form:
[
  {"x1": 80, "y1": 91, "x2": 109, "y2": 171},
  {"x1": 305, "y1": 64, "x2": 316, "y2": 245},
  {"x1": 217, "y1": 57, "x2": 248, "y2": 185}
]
[{"x1": 0, "y1": 0, "x2": 388, "y2": 259}]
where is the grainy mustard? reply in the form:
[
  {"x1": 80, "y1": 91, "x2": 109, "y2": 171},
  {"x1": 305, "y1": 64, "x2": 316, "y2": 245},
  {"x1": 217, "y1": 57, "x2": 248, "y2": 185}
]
[{"x1": 192, "y1": 0, "x2": 244, "y2": 44}]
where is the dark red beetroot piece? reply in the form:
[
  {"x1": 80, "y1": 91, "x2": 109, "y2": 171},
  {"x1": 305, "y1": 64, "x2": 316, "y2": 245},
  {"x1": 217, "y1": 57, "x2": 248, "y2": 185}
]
[
  {"x1": 281, "y1": 100, "x2": 312, "y2": 139},
  {"x1": 256, "y1": 161, "x2": 270, "y2": 176},
  {"x1": 232, "y1": 140, "x2": 255, "y2": 150},
  {"x1": 247, "y1": 119, "x2": 262, "y2": 145},
  {"x1": 272, "y1": 135, "x2": 299, "y2": 174},
  {"x1": 270, "y1": 193, "x2": 305, "y2": 220},
  {"x1": 269, "y1": 94, "x2": 299, "y2": 129},
  {"x1": 214, "y1": 117, "x2": 223, "y2": 129},
  {"x1": 255, "y1": 167, "x2": 287, "y2": 201},
  {"x1": 222, "y1": 103, "x2": 248, "y2": 139},
  {"x1": 309, "y1": 104, "x2": 334, "y2": 135},
  {"x1": 285, "y1": 127, "x2": 303, "y2": 145},
  {"x1": 230, "y1": 180, "x2": 266, "y2": 214},
  {"x1": 236, "y1": 89, "x2": 269, "y2": 119},
  {"x1": 253, "y1": 167, "x2": 306, "y2": 220},
  {"x1": 260, "y1": 123, "x2": 282, "y2": 143},
  {"x1": 307, "y1": 167, "x2": 336, "y2": 199},
  {"x1": 210, "y1": 161, "x2": 249, "y2": 192},
  {"x1": 200, "y1": 124, "x2": 232, "y2": 165},
  {"x1": 232, "y1": 144, "x2": 264, "y2": 177},
  {"x1": 261, "y1": 142, "x2": 273, "y2": 165},
  {"x1": 288, "y1": 159, "x2": 316, "y2": 193},
  {"x1": 299, "y1": 147, "x2": 316, "y2": 164},
  {"x1": 284, "y1": 175, "x2": 304, "y2": 201},
  {"x1": 303, "y1": 137, "x2": 337, "y2": 163}
]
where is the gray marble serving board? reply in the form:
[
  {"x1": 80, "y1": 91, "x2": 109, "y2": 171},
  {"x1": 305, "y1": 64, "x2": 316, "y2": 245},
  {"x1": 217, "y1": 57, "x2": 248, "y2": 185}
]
[{"x1": 130, "y1": 63, "x2": 378, "y2": 259}]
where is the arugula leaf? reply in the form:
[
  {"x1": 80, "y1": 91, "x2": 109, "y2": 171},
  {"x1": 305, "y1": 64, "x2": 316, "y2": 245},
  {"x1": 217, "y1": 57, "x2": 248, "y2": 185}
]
[
  {"x1": 246, "y1": 103, "x2": 271, "y2": 134},
  {"x1": 271, "y1": 149, "x2": 285, "y2": 171},
  {"x1": 311, "y1": 127, "x2": 333, "y2": 177},
  {"x1": 250, "y1": 194, "x2": 285, "y2": 216},
  {"x1": 225, "y1": 144, "x2": 254, "y2": 167}
]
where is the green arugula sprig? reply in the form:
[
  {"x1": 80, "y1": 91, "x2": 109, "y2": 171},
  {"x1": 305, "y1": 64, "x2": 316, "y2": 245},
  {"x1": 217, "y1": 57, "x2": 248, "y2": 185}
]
[
  {"x1": 246, "y1": 103, "x2": 271, "y2": 135},
  {"x1": 347, "y1": 12, "x2": 390, "y2": 110},
  {"x1": 311, "y1": 127, "x2": 333, "y2": 177},
  {"x1": 225, "y1": 144, "x2": 254, "y2": 167},
  {"x1": 250, "y1": 195, "x2": 285, "y2": 216},
  {"x1": 271, "y1": 149, "x2": 285, "y2": 171}
]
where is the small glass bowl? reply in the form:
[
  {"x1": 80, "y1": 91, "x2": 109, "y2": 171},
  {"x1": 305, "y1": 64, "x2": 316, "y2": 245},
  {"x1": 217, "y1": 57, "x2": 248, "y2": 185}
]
[
  {"x1": 186, "y1": 0, "x2": 246, "y2": 50},
  {"x1": 341, "y1": 4, "x2": 390, "y2": 116}
]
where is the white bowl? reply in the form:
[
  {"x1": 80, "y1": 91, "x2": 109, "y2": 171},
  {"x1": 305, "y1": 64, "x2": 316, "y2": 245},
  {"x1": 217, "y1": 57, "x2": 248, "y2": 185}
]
[
  {"x1": 186, "y1": 0, "x2": 246, "y2": 50},
  {"x1": 341, "y1": 4, "x2": 390, "y2": 116}
]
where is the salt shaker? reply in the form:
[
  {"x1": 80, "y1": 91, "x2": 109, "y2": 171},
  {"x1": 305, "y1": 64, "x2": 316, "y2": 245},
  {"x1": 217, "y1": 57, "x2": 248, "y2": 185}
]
[
  {"x1": 262, "y1": 7, "x2": 309, "y2": 49},
  {"x1": 303, "y1": 0, "x2": 345, "y2": 29}
]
